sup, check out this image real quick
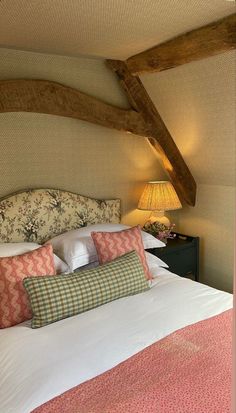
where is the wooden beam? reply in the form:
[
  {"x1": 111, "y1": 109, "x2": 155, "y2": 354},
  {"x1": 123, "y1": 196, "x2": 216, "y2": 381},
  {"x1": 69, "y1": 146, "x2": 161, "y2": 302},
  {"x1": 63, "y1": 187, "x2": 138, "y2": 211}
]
[
  {"x1": 126, "y1": 13, "x2": 236, "y2": 74},
  {"x1": 107, "y1": 59, "x2": 196, "y2": 206},
  {"x1": 0, "y1": 79, "x2": 147, "y2": 136}
]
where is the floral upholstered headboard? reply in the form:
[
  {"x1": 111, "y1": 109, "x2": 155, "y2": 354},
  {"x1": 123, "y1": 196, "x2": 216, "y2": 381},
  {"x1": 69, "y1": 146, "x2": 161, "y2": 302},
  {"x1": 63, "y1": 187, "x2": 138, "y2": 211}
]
[{"x1": 0, "y1": 189, "x2": 121, "y2": 243}]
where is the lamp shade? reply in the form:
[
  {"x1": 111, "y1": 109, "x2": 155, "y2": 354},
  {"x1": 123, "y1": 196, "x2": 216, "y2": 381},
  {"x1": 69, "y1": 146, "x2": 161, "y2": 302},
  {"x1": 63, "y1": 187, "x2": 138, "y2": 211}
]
[{"x1": 138, "y1": 181, "x2": 182, "y2": 211}]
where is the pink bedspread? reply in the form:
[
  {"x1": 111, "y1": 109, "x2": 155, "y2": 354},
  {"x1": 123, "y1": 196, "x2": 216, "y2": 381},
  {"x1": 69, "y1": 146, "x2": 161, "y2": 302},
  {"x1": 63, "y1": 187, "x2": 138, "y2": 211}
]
[{"x1": 33, "y1": 309, "x2": 232, "y2": 413}]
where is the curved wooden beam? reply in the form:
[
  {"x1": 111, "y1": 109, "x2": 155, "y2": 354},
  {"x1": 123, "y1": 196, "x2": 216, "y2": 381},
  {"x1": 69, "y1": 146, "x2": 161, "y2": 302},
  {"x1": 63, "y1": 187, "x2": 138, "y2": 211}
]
[
  {"x1": 107, "y1": 59, "x2": 197, "y2": 206},
  {"x1": 126, "y1": 13, "x2": 236, "y2": 74},
  {"x1": 0, "y1": 77, "x2": 196, "y2": 206},
  {"x1": 0, "y1": 79, "x2": 147, "y2": 136}
]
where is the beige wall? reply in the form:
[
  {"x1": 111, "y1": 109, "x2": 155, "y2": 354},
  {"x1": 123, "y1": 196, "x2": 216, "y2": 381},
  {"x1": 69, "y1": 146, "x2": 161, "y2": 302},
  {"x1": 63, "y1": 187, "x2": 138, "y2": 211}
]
[
  {"x1": 142, "y1": 51, "x2": 236, "y2": 292},
  {"x1": 0, "y1": 47, "x2": 235, "y2": 292},
  {"x1": 0, "y1": 47, "x2": 166, "y2": 225}
]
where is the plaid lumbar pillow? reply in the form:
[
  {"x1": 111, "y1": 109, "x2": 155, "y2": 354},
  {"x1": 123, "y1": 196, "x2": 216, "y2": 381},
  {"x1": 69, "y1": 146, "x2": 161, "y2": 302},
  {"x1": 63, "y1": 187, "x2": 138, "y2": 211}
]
[{"x1": 23, "y1": 250, "x2": 149, "y2": 328}]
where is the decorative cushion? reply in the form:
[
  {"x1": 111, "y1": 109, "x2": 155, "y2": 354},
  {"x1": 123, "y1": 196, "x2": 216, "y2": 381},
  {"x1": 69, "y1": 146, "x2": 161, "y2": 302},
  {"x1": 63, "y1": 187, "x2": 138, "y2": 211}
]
[
  {"x1": 91, "y1": 226, "x2": 152, "y2": 280},
  {"x1": 0, "y1": 242, "x2": 69, "y2": 274},
  {"x1": 23, "y1": 251, "x2": 149, "y2": 329},
  {"x1": 48, "y1": 224, "x2": 165, "y2": 272},
  {"x1": 0, "y1": 244, "x2": 56, "y2": 328}
]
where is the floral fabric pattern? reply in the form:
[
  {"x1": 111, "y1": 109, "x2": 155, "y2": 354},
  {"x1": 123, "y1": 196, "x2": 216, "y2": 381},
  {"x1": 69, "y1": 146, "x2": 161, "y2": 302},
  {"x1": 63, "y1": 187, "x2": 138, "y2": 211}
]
[{"x1": 0, "y1": 189, "x2": 120, "y2": 244}]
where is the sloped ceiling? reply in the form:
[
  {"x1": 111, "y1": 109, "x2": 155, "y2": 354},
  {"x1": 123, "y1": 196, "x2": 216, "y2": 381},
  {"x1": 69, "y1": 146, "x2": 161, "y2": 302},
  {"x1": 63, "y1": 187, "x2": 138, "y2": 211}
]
[
  {"x1": 0, "y1": 0, "x2": 235, "y2": 60},
  {"x1": 141, "y1": 51, "x2": 236, "y2": 187},
  {"x1": 0, "y1": 1, "x2": 235, "y2": 190}
]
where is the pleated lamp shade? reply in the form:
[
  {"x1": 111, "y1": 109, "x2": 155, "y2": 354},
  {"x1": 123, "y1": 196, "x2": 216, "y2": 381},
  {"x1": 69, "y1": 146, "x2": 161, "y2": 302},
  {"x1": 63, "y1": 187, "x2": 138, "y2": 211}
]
[{"x1": 138, "y1": 181, "x2": 182, "y2": 212}]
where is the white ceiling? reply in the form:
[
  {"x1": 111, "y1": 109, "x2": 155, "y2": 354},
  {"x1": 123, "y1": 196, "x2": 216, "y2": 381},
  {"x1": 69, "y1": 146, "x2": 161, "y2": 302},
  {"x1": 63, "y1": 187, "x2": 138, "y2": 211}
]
[{"x1": 0, "y1": 0, "x2": 235, "y2": 60}]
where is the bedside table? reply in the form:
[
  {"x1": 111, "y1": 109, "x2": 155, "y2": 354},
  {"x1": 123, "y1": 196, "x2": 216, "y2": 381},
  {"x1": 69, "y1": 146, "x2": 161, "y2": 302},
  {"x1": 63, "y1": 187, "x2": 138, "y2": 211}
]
[{"x1": 147, "y1": 233, "x2": 199, "y2": 281}]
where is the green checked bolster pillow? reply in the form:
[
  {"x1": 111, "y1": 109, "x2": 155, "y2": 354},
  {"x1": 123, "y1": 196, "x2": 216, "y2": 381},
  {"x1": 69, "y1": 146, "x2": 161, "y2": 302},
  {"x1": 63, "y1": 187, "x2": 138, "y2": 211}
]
[{"x1": 23, "y1": 250, "x2": 149, "y2": 328}]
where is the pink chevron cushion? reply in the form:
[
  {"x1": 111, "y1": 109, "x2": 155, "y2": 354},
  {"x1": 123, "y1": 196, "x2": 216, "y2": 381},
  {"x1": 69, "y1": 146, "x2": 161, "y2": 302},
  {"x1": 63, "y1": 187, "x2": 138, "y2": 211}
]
[
  {"x1": 0, "y1": 244, "x2": 56, "y2": 328},
  {"x1": 91, "y1": 226, "x2": 152, "y2": 280}
]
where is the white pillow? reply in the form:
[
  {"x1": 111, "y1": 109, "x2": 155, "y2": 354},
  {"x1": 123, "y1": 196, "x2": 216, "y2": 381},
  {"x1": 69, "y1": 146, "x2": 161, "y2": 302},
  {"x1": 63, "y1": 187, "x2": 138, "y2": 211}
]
[
  {"x1": 75, "y1": 251, "x2": 168, "y2": 273},
  {"x1": 47, "y1": 224, "x2": 165, "y2": 271},
  {"x1": 145, "y1": 251, "x2": 168, "y2": 269},
  {"x1": 53, "y1": 255, "x2": 70, "y2": 274},
  {"x1": 141, "y1": 230, "x2": 165, "y2": 249},
  {"x1": 75, "y1": 261, "x2": 100, "y2": 272},
  {"x1": 0, "y1": 242, "x2": 69, "y2": 274}
]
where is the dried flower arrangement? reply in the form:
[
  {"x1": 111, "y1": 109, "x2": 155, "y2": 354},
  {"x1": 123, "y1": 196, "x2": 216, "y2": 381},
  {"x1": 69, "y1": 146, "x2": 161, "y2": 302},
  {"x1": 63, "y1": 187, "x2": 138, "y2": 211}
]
[{"x1": 142, "y1": 221, "x2": 176, "y2": 243}]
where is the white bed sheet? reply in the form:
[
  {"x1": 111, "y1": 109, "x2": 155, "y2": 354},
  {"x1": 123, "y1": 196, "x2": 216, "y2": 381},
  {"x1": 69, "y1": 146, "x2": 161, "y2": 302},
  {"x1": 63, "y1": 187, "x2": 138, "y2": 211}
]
[{"x1": 0, "y1": 266, "x2": 232, "y2": 413}]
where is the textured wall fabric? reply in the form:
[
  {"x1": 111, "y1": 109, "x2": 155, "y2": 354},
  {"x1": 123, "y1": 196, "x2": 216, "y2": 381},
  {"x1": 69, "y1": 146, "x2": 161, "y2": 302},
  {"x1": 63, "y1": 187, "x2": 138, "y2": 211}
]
[
  {"x1": 0, "y1": 47, "x2": 166, "y2": 225},
  {"x1": 141, "y1": 52, "x2": 236, "y2": 188},
  {"x1": 0, "y1": 47, "x2": 234, "y2": 292},
  {"x1": 141, "y1": 52, "x2": 236, "y2": 293},
  {"x1": 172, "y1": 184, "x2": 235, "y2": 293},
  {"x1": 0, "y1": 1, "x2": 235, "y2": 59}
]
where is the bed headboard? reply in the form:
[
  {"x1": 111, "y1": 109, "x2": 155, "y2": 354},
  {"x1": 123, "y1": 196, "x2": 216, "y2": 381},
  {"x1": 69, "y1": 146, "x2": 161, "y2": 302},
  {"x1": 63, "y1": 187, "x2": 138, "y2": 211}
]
[{"x1": 0, "y1": 189, "x2": 121, "y2": 243}]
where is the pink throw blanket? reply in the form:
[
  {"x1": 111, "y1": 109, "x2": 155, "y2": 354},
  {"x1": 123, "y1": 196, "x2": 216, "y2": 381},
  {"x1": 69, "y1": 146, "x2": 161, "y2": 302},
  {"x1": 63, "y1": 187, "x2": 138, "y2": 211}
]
[{"x1": 33, "y1": 310, "x2": 232, "y2": 413}]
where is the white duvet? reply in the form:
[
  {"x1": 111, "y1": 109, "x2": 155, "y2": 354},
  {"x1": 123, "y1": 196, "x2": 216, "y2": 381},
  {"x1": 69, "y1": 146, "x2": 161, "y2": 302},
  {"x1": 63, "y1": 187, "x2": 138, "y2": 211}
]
[{"x1": 0, "y1": 260, "x2": 232, "y2": 413}]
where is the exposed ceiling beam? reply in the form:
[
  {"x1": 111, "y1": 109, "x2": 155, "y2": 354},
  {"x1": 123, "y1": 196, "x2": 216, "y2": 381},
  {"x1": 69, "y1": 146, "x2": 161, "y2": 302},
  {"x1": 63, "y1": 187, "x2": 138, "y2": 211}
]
[
  {"x1": 126, "y1": 13, "x2": 236, "y2": 74},
  {"x1": 0, "y1": 79, "x2": 147, "y2": 136},
  {"x1": 0, "y1": 76, "x2": 197, "y2": 205},
  {"x1": 107, "y1": 59, "x2": 196, "y2": 206}
]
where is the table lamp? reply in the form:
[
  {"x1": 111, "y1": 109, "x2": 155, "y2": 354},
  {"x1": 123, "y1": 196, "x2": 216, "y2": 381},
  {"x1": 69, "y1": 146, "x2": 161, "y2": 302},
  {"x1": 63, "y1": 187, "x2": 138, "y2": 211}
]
[{"x1": 138, "y1": 181, "x2": 182, "y2": 226}]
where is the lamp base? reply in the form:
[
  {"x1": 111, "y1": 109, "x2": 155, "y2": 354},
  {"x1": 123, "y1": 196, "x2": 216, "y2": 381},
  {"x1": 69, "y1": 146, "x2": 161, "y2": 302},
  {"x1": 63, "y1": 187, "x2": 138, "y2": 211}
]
[{"x1": 148, "y1": 211, "x2": 170, "y2": 227}]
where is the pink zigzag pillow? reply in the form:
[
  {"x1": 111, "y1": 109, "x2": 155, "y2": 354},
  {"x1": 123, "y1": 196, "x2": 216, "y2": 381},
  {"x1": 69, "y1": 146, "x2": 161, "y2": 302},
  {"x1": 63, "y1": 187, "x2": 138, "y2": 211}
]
[
  {"x1": 91, "y1": 226, "x2": 152, "y2": 280},
  {"x1": 0, "y1": 244, "x2": 56, "y2": 328}
]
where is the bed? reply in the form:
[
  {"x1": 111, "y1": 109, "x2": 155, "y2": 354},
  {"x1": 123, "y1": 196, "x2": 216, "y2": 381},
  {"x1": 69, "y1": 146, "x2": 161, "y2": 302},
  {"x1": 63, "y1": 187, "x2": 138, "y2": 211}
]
[{"x1": 0, "y1": 189, "x2": 233, "y2": 413}]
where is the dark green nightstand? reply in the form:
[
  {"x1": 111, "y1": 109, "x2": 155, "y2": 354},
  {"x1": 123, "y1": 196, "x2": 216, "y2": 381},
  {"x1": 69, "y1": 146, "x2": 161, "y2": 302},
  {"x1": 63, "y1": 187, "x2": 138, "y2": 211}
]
[{"x1": 147, "y1": 233, "x2": 199, "y2": 281}]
